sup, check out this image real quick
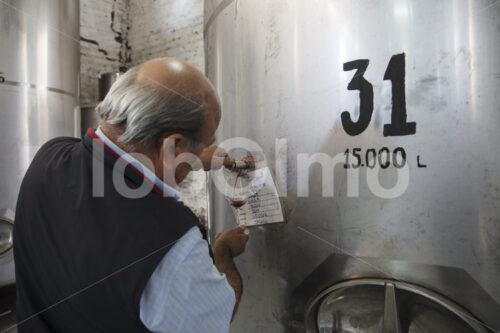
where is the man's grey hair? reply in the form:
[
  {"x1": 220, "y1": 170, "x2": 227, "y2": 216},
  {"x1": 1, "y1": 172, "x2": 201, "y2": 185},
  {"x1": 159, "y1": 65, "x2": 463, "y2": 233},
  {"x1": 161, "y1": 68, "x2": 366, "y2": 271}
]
[{"x1": 95, "y1": 66, "x2": 206, "y2": 149}]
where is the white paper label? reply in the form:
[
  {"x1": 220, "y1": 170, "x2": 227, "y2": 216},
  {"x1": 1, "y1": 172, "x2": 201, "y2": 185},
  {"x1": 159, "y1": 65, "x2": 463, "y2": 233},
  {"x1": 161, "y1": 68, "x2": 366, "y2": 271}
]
[{"x1": 235, "y1": 167, "x2": 284, "y2": 226}]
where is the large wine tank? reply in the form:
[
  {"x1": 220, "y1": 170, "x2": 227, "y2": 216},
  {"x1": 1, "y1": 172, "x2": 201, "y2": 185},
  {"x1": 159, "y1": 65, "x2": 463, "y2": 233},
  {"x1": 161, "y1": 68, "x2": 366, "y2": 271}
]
[
  {"x1": 0, "y1": 0, "x2": 80, "y2": 287},
  {"x1": 204, "y1": 1, "x2": 500, "y2": 332}
]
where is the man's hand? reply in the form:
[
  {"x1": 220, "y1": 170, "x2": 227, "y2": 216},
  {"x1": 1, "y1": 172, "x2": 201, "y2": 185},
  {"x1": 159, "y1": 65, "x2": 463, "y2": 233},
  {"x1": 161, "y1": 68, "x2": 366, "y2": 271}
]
[
  {"x1": 213, "y1": 226, "x2": 249, "y2": 258},
  {"x1": 199, "y1": 144, "x2": 235, "y2": 171},
  {"x1": 212, "y1": 226, "x2": 249, "y2": 320}
]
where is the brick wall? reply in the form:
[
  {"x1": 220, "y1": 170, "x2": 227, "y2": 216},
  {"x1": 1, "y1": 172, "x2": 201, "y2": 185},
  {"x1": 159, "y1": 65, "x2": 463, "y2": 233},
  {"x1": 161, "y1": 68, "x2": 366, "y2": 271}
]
[
  {"x1": 79, "y1": 0, "x2": 208, "y2": 224},
  {"x1": 128, "y1": 0, "x2": 204, "y2": 70},
  {"x1": 80, "y1": 0, "x2": 130, "y2": 105}
]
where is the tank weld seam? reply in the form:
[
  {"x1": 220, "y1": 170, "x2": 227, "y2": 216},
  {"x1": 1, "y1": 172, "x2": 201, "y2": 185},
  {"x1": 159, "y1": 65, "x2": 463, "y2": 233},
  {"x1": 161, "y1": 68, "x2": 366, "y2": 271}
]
[{"x1": 0, "y1": 81, "x2": 76, "y2": 97}]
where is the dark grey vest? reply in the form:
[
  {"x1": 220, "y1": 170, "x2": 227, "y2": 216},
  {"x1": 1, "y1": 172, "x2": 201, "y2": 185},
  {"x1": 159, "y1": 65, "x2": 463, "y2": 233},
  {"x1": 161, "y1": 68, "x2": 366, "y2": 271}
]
[{"x1": 14, "y1": 130, "x2": 202, "y2": 332}]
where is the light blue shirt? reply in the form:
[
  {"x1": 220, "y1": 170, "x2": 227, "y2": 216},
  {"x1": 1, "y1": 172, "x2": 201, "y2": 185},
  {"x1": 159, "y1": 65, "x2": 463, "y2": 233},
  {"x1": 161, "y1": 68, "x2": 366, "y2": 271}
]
[{"x1": 94, "y1": 128, "x2": 235, "y2": 332}]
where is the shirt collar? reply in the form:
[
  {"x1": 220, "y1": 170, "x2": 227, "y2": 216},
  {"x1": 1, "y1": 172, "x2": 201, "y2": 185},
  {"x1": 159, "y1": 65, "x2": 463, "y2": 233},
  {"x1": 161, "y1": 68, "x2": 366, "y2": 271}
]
[{"x1": 94, "y1": 127, "x2": 181, "y2": 200}]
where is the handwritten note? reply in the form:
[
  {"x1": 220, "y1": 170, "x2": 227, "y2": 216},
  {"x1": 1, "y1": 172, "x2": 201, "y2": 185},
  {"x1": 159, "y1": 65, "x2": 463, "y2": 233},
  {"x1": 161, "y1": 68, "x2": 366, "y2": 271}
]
[{"x1": 234, "y1": 167, "x2": 284, "y2": 227}]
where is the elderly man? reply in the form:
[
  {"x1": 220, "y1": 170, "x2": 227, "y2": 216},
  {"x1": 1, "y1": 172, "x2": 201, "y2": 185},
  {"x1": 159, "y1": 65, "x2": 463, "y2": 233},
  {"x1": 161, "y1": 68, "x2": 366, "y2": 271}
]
[{"x1": 13, "y1": 58, "x2": 248, "y2": 332}]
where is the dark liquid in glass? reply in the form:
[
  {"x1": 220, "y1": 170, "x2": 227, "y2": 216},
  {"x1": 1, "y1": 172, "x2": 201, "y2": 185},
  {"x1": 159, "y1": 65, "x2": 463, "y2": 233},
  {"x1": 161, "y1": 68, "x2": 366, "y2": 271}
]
[{"x1": 230, "y1": 200, "x2": 246, "y2": 208}]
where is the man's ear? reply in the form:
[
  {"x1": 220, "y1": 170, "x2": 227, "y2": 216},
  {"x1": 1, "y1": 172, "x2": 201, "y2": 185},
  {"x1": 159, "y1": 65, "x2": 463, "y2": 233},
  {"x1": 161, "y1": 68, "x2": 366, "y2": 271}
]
[
  {"x1": 159, "y1": 133, "x2": 188, "y2": 159},
  {"x1": 159, "y1": 134, "x2": 188, "y2": 186}
]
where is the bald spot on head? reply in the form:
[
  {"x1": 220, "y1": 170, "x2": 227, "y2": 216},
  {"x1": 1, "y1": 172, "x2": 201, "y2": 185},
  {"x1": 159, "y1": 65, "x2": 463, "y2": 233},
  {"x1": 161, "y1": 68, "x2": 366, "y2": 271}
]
[
  {"x1": 136, "y1": 58, "x2": 215, "y2": 109},
  {"x1": 136, "y1": 57, "x2": 221, "y2": 138},
  {"x1": 138, "y1": 57, "x2": 210, "y2": 89}
]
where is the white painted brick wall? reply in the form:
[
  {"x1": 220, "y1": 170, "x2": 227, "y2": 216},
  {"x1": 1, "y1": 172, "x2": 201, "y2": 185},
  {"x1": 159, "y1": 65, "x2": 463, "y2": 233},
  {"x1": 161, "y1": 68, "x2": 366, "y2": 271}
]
[
  {"x1": 80, "y1": 0, "x2": 208, "y2": 224},
  {"x1": 128, "y1": 0, "x2": 204, "y2": 71}
]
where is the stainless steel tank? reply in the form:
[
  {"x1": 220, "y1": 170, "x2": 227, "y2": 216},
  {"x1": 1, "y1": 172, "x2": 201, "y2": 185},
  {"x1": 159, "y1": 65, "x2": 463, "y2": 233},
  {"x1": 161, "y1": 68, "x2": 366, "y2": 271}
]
[
  {"x1": 204, "y1": 0, "x2": 500, "y2": 332},
  {"x1": 80, "y1": 72, "x2": 122, "y2": 138},
  {"x1": 98, "y1": 71, "x2": 121, "y2": 101},
  {"x1": 0, "y1": 0, "x2": 80, "y2": 287}
]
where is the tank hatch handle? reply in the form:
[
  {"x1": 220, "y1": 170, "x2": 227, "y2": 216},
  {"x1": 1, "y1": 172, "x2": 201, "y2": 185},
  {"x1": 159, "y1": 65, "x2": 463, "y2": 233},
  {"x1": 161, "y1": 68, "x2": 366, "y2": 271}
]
[{"x1": 383, "y1": 282, "x2": 401, "y2": 333}]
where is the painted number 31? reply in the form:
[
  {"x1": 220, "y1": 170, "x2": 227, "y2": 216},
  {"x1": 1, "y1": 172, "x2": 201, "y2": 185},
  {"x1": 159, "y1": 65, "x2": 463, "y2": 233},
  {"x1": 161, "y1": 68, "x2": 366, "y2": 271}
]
[{"x1": 341, "y1": 53, "x2": 416, "y2": 137}]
